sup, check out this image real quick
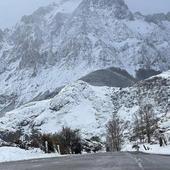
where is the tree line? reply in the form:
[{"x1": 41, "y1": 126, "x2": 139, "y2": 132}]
[
  {"x1": 106, "y1": 104, "x2": 160, "y2": 152},
  {"x1": 0, "y1": 104, "x2": 163, "y2": 154}
]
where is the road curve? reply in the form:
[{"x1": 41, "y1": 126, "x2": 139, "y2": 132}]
[{"x1": 0, "y1": 152, "x2": 170, "y2": 170}]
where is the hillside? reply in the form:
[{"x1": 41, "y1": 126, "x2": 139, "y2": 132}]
[{"x1": 0, "y1": 71, "x2": 169, "y2": 141}]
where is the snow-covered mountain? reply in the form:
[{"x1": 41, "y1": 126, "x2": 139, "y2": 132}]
[
  {"x1": 0, "y1": 0, "x2": 170, "y2": 115},
  {"x1": 0, "y1": 70, "x2": 169, "y2": 139},
  {"x1": 0, "y1": 0, "x2": 170, "y2": 142}
]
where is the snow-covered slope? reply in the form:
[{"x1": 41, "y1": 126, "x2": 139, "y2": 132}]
[
  {"x1": 0, "y1": 81, "x2": 114, "y2": 137},
  {"x1": 0, "y1": 71, "x2": 169, "y2": 139},
  {"x1": 0, "y1": 0, "x2": 170, "y2": 114},
  {"x1": 0, "y1": 147, "x2": 58, "y2": 163}
]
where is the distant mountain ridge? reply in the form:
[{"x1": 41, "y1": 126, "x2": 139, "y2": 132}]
[{"x1": 80, "y1": 67, "x2": 136, "y2": 87}]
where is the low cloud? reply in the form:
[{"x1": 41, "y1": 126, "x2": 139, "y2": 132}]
[{"x1": 0, "y1": 0, "x2": 170, "y2": 29}]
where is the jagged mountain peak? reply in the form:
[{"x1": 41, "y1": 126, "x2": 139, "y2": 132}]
[
  {"x1": 20, "y1": 0, "x2": 82, "y2": 25},
  {"x1": 85, "y1": 0, "x2": 127, "y2": 8},
  {"x1": 78, "y1": 0, "x2": 133, "y2": 19},
  {"x1": 89, "y1": 0, "x2": 128, "y2": 9}
]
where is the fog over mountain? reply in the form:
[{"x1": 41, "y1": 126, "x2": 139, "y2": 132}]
[{"x1": 0, "y1": 0, "x2": 170, "y2": 28}]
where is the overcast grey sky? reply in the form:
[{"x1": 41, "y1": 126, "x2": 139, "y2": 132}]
[{"x1": 0, "y1": 0, "x2": 170, "y2": 29}]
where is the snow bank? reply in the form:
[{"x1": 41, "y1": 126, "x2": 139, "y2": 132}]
[
  {"x1": 123, "y1": 143, "x2": 170, "y2": 155},
  {"x1": 0, "y1": 147, "x2": 59, "y2": 163},
  {"x1": 144, "y1": 145, "x2": 170, "y2": 155}
]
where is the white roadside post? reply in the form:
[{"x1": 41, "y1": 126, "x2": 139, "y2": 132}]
[
  {"x1": 45, "y1": 141, "x2": 48, "y2": 153},
  {"x1": 20, "y1": 135, "x2": 26, "y2": 150},
  {"x1": 57, "y1": 145, "x2": 61, "y2": 155}
]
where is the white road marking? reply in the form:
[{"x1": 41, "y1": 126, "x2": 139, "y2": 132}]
[{"x1": 126, "y1": 153, "x2": 144, "y2": 170}]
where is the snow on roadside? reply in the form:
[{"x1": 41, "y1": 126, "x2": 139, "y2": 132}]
[
  {"x1": 143, "y1": 145, "x2": 170, "y2": 155},
  {"x1": 122, "y1": 143, "x2": 170, "y2": 155},
  {"x1": 0, "y1": 147, "x2": 59, "y2": 163}
]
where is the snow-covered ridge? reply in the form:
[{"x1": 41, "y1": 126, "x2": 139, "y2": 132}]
[
  {"x1": 155, "y1": 70, "x2": 170, "y2": 79},
  {"x1": 0, "y1": 81, "x2": 114, "y2": 137},
  {"x1": 0, "y1": 71, "x2": 169, "y2": 139}
]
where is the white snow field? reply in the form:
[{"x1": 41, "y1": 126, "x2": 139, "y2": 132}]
[
  {"x1": 123, "y1": 144, "x2": 170, "y2": 155},
  {"x1": 0, "y1": 147, "x2": 59, "y2": 163}
]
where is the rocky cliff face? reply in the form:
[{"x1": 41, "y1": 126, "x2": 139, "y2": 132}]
[{"x1": 0, "y1": 0, "x2": 170, "y2": 115}]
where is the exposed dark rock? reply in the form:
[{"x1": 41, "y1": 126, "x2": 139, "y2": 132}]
[
  {"x1": 80, "y1": 67, "x2": 136, "y2": 87},
  {"x1": 136, "y1": 69, "x2": 161, "y2": 80},
  {"x1": 32, "y1": 86, "x2": 64, "y2": 102}
]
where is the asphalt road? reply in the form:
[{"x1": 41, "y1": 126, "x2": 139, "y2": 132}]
[{"x1": 0, "y1": 152, "x2": 170, "y2": 170}]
